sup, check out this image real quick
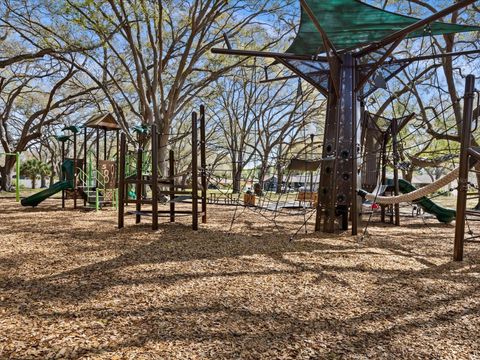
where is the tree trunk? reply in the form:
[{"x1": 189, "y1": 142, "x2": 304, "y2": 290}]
[
  {"x1": 40, "y1": 175, "x2": 46, "y2": 188},
  {"x1": 231, "y1": 152, "x2": 243, "y2": 194},
  {"x1": 276, "y1": 162, "x2": 283, "y2": 194},
  {"x1": 258, "y1": 159, "x2": 268, "y2": 191},
  {"x1": 31, "y1": 176, "x2": 36, "y2": 189},
  {"x1": 233, "y1": 167, "x2": 242, "y2": 194},
  {"x1": 0, "y1": 166, "x2": 12, "y2": 192},
  {"x1": 49, "y1": 162, "x2": 55, "y2": 187},
  {"x1": 158, "y1": 131, "x2": 169, "y2": 177},
  {"x1": 405, "y1": 170, "x2": 413, "y2": 183},
  {"x1": 0, "y1": 157, "x2": 15, "y2": 192}
]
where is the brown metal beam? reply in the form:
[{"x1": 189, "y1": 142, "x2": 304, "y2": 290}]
[
  {"x1": 151, "y1": 125, "x2": 159, "y2": 230},
  {"x1": 356, "y1": 0, "x2": 478, "y2": 57},
  {"x1": 211, "y1": 47, "x2": 328, "y2": 62},
  {"x1": 391, "y1": 117, "x2": 400, "y2": 226},
  {"x1": 359, "y1": 49, "x2": 480, "y2": 69},
  {"x1": 191, "y1": 111, "x2": 199, "y2": 231},
  {"x1": 360, "y1": 62, "x2": 409, "y2": 99},
  {"x1": 260, "y1": 73, "x2": 299, "y2": 84},
  {"x1": 299, "y1": 0, "x2": 341, "y2": 97},
  {"x1": 356, "y1": 38, "x2": 403, "y2": 92},
  {"x1": 454, "y1": 74, "x2": 476, "y2": 261},
  {"x1": 275, "y1": 57, "x2": 329, "y2": 97},
  {"x1": 118, "y1": 132, "x2": 126, "y2": 229},
  {"x1": 468, "y1": 147, "x2": 480, "y2": 161}
]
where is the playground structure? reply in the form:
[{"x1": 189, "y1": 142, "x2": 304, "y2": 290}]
[
  {"x1": 211, "y1": 0, "x2": 480, "y2": 260},
  {"x1": 360, "y1": 111, "x2": 457, "y2": 225},
  {"x1": 117, "y1": 106, "x2": 207, "y2": 231},
  {"x1": 7, "y1": 0, "x2": 480, "y2": 262},
  {"x1": 21, "y1": 113, "x2": 121, "y2": 210}
]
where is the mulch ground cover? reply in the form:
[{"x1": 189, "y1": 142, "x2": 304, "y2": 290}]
[{"x1": 1, "y1": 198, "x2": 479, "y2": 359}]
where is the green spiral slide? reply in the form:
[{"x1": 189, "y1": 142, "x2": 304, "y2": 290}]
[
  {"x1": 398, "y1": 179, "x2": 456, "y2": 223},
  {"x1": 21, "y1": 160, "x2": 74, "y2": 207}
]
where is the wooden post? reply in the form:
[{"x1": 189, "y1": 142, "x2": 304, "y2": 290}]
[
  {"x1": 316, "y1": 78, "x2": 336, "y2": 232},
  {"x1": 73, "y1": 131, "x2": 77, "y2": 209},
  {"x1": 116, "y1": 130, "x2": 120, "y2": 187},
  {"x1": 200, "y1": 105, "x2": 207, "y2": 224},
  {"x1": 84, "y1": 127, "x2": 88, "y2": 206},
  {"x1": 151, "y1": 125, "x2": 159, "y2": 230},
  {"x1": 454, "y1": 74, "x2": 476, "y2": 261},
  {"x1": 104, "y1": 128, "x2": 107, "y2": 160},
  {"x1": 135, "y1": 146, "x2": 143, "y2": 224},
  {"x1": 118, "y1": 133, "x2": 126, "y2": 229},
  {"x1": 351, "y1": 95, "x2": 362, "y2": 236},
  {"x1": 391, "y1": 117, "x2": 400, "y2": 226},
  {"x1": 380, "y1": 134, "x2": 387, "y2": 223},
  {"x1": 169, "y1": 149, "x2": 175, "y2": 223},
  {"x1": 96, "y1": 128, "x2": 100, "y2": 182},
  {"x1": 61, "y1": 140, "x2": 65, "y2": 209},
  {"x1": 192, "y1": 111, "x2": 199, "y2": 230}
]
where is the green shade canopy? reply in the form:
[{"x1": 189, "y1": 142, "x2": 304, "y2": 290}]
[
  {"x1": 55, "y1": 135, "x2": 71, "y2": 143},
  {"x1": 62, "y1": 125, "x2": 82, "y2": 134},
  {"x1": 133, "y1": 124, "x2": 149, "y2": 135},
  {"x1": 287, "y1": 0, "x2": 480, "y2": 55}
]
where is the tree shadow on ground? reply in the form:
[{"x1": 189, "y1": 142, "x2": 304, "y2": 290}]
[{"x1": 2, "y1": 202, "x2": 480, "y2": 357}]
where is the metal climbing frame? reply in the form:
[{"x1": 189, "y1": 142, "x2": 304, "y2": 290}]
[
  {"x1": 212, "y1": 0, "x2": 480, "y2": 235},
  {"x1": 454, "y1": 75, "x2": 477, "y2": 261},
  {"x1": 117, "y1": 106, "x2": 208, "y2": 231}
]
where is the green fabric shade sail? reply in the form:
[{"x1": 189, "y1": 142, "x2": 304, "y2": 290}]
[{"x1": 287, "y1": 0, "x2": 480, "y2": 55}]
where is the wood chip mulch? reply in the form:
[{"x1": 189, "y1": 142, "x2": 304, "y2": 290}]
[{"x1": 1, "y1": 198, "x2": 479, "y2": 359}]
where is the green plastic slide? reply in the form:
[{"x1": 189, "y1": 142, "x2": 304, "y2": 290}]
[
  {"x1": 21, "y1": 180, "x2": 72, "y2": 207},
  {"x1": 398, "y1": 179, "x2": 456, "y2": 223},
  {"x1": 21, "y1": 160, "x2": 74, "y2": 207}
]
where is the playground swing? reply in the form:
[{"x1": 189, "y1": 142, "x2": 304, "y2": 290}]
[
  {"x1": 358, "y1": 75, "x2": 480, "y2": 254},
  {"x1": 212, "y1": 0, "x2": 480, "y2": 239}
]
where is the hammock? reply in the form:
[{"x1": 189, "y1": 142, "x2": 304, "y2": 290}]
[{"x1": 359, "y1": 167, "x2": 459, "y2": 205}]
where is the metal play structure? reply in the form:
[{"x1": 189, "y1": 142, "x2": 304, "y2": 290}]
[
  {"x1": 117, "y1": 105, "x2": 208, "y2": 231},
  {"x1": 21, "y1": 113, "x2": 122, "y2": 210},
  {"x1": 212, "y1": 0, "x2": 480, "y2": 260}
]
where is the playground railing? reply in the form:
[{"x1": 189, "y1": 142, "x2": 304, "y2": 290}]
[{"x1": 77, "y1": 167, "x2": 118, "y2": 211}]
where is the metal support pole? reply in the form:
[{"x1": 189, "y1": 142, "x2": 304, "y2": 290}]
[
  {"x1": 310, "y1": 134, "x2": 314, "y2": 197},
  {"x1": 454, "y1": 74, "x2": 476, "y2": 261},
  {"x1": 116, "y1": 130, "x2": 120, "y2": 188},
  {"x1": 351, "y1": 82, "x2": 362, "y2": 236},
  {"x1": 169, "y1": 150, "x2": 175, "y2": 223},
  {"x1": 61, "y1": 141, "x2": 65, "y2": 209},
  {"x1": 380, "y1": 135, "x2": 387, "y2": 223},
  {"x1": 151, "y1": 125, "x2": 159, "y2": 230},
  {"x1": 104, "y1": 128, "x2": 107, "y2": 160},
  {"x1": 73, "y1": 132, "x2": 77, "y2": 209},
  {"x1": 318, "y1": 79, "x2": 338, "y2": 232},
  {"x1": 84, "y1": 127, "x2": 87, "y2": 206},
  {"x1": 200, "y1": 105, "x2": 207, "y2": 224},
  {"x1": 118, "y1": 133, "x2": 126, "y2": 228},
  {"x1": 135, "y1": 147, "x2": 143, "y2": 224},
  {"x1": 15, "y1": 152, "x2": 20, "y2": 202},
  {"x1": 391, "y1": 118, "x2": 400, "y2": 226},
  {"x1": 192, "y1": 111, "x2": 199, "y2": 231},
  {"x1": 96, "y1": 127, "x2": 100, "y2": 185}
]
